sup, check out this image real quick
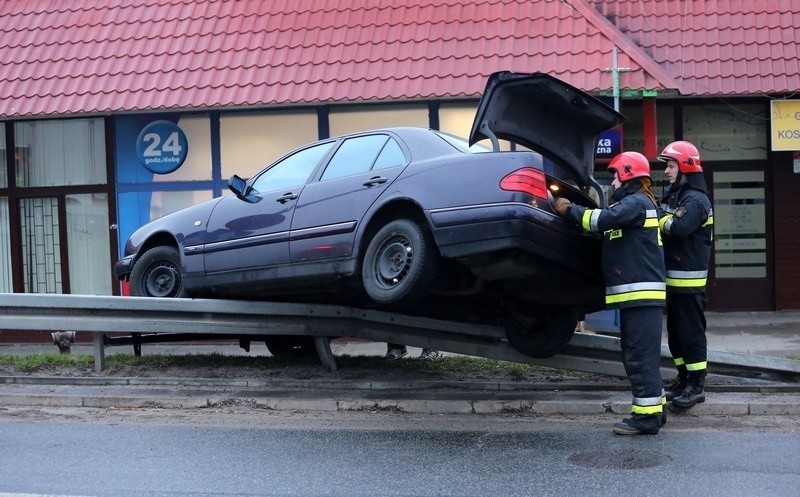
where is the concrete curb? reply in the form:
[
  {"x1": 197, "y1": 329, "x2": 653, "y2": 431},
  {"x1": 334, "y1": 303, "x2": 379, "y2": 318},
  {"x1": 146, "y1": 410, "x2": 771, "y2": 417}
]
[{"x1": 2, "y1": 377, "x2": 799, "y2": 415}]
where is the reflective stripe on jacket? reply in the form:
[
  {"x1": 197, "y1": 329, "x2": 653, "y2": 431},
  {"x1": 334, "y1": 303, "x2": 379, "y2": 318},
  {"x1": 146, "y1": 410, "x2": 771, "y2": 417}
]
[
  {"x1": 566, "y1": 191, "x2": 666, "y2": 309},
  {"x1": 659, "y1": 182, "x2": 713, "y2": 293}
]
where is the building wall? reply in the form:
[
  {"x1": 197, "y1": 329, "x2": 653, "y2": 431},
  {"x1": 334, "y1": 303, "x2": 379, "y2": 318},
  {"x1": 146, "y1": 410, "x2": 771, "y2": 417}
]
[{"x1": 772, "y1": 150, "x2": 800, "y2": 309}]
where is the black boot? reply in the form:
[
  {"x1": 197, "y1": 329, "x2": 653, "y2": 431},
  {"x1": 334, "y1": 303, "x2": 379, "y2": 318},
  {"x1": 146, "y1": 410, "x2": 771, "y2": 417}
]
[
  {"x1": 672, "y1": 371, "x2": 706, "y2": 408},
  {"x1": 613, "y1": 414, "x2": 661, "y2": 435},
  {"x1": 664, "y1": 366, "x2": 688, "y2": 402}
]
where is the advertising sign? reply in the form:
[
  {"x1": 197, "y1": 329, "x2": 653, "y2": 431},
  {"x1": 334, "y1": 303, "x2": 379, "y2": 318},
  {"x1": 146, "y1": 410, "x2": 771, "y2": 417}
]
[
  {"x1": 770, "y1": 100, "x2": 800, "y2": 151},
  {"x1": 595, "y1": 128, "x2": 622, "y2": 161},
  {"x1": 135, "y1": 120, "x2": 189, "y2": 174}
]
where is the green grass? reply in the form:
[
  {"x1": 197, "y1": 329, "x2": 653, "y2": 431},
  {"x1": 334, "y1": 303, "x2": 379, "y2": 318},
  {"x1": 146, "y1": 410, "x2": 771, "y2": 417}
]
[{"x1": 0, "y1": 351, "x2": 561, "y2": 377}]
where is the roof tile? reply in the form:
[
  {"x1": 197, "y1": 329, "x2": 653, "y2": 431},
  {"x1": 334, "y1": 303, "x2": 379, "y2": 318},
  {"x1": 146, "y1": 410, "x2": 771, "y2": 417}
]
[{"x1": 1, "y1": 0, "x2": 796, "y2": 119}]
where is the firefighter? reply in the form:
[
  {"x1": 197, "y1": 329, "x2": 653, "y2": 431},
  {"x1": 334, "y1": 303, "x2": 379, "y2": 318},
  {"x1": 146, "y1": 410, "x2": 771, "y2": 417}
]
[
  {"x1": 555, "y1": 151, "x2": 666, "y2": 435},
  {"x1": 657, "y1": 141, "x2": 713, "y2": 408}
]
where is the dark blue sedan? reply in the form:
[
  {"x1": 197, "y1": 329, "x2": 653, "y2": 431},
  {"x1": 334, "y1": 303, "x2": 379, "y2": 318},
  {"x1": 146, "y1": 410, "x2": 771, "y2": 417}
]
[{"x1": 115, "y1": 71, "x2": 624, "y2": 358}]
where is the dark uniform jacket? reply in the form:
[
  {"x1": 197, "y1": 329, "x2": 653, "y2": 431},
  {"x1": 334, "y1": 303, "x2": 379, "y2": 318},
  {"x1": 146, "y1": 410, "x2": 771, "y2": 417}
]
[
  {"x1": 659, "y1": 177, "x2": 713, "y2": 294},
  {"x1": 565, "y1": 183, "x2": 666, "y2": 309}
]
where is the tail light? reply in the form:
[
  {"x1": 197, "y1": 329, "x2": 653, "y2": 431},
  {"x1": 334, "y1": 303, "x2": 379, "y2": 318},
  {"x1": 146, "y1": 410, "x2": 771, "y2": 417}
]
[{"x1": 500, "y1": 168, "x2": 548, "y2": 200}]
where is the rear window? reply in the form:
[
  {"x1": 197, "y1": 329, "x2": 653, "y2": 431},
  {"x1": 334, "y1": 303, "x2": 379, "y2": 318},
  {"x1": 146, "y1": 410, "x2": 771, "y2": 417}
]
[{"x1": 432, "y1": 131, "x2": 491, "y2": 153}]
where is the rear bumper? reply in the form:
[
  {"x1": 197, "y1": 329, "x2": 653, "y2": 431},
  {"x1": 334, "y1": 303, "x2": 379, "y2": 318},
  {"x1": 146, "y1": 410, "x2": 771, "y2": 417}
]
[{"x1": 428, "y1": 202, "x2": 601, "y2": 278}]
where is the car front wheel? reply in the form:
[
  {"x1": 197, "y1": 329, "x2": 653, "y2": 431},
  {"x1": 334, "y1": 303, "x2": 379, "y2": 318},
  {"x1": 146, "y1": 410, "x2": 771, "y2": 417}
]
[
  {"x1": 504, "y1": 304, "x2": 578, "y2": 358},
  {"x1": 129, "y1": 246, "x2": 188, "y2": 298},
  {"x1": 361, "y1": 219, "x2": 438, "y2": 307}
]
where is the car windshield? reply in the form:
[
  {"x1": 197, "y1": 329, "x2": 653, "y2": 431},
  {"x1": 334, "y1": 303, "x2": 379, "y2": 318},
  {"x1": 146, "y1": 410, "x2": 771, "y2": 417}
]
[{"x1": 432, "y1": 130, "x2": 491, "y2": 153}]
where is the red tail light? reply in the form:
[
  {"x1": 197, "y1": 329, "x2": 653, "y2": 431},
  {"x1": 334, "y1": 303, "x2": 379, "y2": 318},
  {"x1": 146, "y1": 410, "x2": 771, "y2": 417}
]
[{"x1": 500, "y1": 168, "x2": 548, "y2": 200}]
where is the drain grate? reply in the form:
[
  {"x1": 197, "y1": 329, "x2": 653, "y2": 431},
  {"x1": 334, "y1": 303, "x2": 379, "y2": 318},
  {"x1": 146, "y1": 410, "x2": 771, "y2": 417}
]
[{"x1": 568, "y1": 449, "x2": 672, "y2": 470}]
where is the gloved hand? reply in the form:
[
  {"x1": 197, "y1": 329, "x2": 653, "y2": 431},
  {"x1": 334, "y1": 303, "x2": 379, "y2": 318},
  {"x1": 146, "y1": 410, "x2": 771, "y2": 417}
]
[{"x1": 554, "y1": 197, "x2": 572, "y2": 215}]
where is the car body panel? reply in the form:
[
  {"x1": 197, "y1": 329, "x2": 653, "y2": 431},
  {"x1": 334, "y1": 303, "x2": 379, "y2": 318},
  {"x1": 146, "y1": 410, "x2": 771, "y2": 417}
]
[
  {"x1": 117, "y1": 73, "x2": 621, "y2": 318},
  {"x1": 469, "y1": 70, "x2": 625, "y2": 186}
]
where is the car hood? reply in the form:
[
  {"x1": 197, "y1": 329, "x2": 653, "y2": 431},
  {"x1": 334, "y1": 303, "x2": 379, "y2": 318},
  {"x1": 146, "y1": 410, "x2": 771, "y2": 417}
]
[{"x1": 469, "y1": 71, "x2": 625, "y2": 186}]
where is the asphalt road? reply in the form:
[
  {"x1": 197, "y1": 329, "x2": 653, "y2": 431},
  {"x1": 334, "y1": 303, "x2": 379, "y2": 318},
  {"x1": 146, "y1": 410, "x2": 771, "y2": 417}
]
[{"x1": 0, "y1": 407, "x2": 798, "y2": 497}]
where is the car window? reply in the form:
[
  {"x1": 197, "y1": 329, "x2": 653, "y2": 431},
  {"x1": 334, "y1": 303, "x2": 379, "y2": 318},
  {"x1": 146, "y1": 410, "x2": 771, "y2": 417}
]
[
  {"x1": 372, "y1": 138, "x2": 406, "y2": 170},
  {"x1": 251, "y1": 142, "x2": 334, "y2": 194},
  {"x1": 433, "y1": 130, "x2": 491, "y2": 153},
  {"x1": 321, "y1": 134, "x2": 399, "y2": 181}
]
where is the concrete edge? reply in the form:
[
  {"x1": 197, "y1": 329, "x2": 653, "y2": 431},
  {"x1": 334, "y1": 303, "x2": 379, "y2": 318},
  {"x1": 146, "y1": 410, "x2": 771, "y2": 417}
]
[{"x1": 2, "y1": 393, "x2": 800, "y2": 416}]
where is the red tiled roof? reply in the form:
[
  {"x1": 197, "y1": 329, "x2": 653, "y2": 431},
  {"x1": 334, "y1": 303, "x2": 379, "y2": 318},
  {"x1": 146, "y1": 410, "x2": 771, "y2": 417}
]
[
  {"x1": 590, "y1": 0, "x2": 800, "y2": 96},
  {"x1": 0, "y1": 0, "x2": 796, "y2": 120}
]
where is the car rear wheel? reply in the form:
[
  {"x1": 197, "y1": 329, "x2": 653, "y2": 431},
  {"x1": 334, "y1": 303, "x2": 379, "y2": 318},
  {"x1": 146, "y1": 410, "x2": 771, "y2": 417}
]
[
  {"x1": 129, "y1": 246, "x2": 188, "y2": 298},
  {"x1": 504, "y1": 304, "x2": 578, "y2": 358},
  {"x1": 361, "y1": 219, "x2": 438, "y2": 307}
]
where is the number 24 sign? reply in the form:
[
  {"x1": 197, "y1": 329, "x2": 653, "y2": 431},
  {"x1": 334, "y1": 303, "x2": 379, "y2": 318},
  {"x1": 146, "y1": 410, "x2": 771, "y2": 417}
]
[{"x1": 135, "y1": 120, "x2": 189, "y2": 174}]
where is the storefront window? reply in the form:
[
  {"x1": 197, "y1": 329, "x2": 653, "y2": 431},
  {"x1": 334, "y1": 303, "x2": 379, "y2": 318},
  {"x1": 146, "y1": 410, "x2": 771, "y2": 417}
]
[
  {"x1": 220, "y1": 111, "x2": 318, "y2": 180},
  {"x1": 0, "y1": 198, "x2": 10, "y2": 292},
  {"x1": 329, "y1": 105, "x2": 428, "y2": 137},
  {"x1": 439, "y1": 103, "x2": 477, "y2": 139},
  {"x1": 19, "y1": 197, "x2": 62, "y2": 293},
  {"x1": 682, "y1": 103, "x2": 768, "y2": 160},
  {"x1": 66, "y1": 193, "x2": 112, "y2": 295},
  {"x1": 14, "y1": 118, "x2": 106, "y2": 187},
  {"x1": 152, "y1": 114, "x2": 212, "y2": 182},
  {"x1": 712, "y1": 171, "x2": 767, "y2": 278}
]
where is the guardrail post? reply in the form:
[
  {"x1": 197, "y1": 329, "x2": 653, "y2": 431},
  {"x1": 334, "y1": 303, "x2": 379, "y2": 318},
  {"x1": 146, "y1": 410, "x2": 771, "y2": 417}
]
[
  {"x1": 313, "y1": 336, "x2": 336, "y2": 372},
  {"x1": 93, "y1": 332, "x2": 105, "y2": 372}
]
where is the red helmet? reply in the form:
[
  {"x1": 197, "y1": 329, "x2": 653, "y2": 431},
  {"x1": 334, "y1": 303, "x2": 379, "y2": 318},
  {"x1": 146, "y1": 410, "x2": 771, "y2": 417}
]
[
  {"x1": 658, "y1": 140, "x2": 702, "y2": 173},
  {"x1": 607, "y1": 151, "x2": 651, "y2": 183}
]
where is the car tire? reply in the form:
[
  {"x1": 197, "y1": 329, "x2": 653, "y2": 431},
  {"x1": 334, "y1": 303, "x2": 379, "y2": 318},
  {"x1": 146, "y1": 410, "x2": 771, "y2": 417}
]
[
  {"x1": 504, "y1": 305, "x2": 578, "y2": 358},
  {"x1": 129, "y1": 246, "x2": 188, "y2": 298},
  {"x1": 361, "y1": 219, "x2": 438, "y2": 307},
  {"x1": 264, "y1": 335, "x2": 317, "y2": 358}
]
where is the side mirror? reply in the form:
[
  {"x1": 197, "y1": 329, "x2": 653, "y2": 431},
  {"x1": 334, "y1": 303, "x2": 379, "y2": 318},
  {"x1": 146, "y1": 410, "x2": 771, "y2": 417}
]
[{"x1": 227, "y1": 174, "x2": 249, "y2": 198}]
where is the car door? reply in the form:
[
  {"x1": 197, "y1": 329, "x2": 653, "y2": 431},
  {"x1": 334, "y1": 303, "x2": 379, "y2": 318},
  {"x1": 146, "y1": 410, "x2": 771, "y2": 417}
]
[
  {"x1": 203, "y1": 141, "x2": 334, "y2": 273},
  {"x1": 289, "y1": 133, "x2": 408, "y2": 262}
]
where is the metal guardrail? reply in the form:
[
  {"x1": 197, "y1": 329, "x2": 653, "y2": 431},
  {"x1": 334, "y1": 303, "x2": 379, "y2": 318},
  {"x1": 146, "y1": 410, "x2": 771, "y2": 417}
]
[{"x1": 0, "y1": 293, "x2": 798, "y2": 382}]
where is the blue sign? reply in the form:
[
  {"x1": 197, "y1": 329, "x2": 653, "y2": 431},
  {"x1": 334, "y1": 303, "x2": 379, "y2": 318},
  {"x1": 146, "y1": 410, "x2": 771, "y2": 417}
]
[
  {"x1": 596, "y1": 128, "x2": 622, "y2": 160},
  {"x1": 135, "y1": 120, "x2": 188, "y2": 174}
]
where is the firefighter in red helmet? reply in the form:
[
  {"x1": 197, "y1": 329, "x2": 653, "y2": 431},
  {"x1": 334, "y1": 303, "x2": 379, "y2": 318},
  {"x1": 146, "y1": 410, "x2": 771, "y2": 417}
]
[
  {"x1": 657, "y1": 140, "x2": 713, "y2": 408},
  {"x1": 555, "y1": 151, "x2": 666, "y2": 435}
]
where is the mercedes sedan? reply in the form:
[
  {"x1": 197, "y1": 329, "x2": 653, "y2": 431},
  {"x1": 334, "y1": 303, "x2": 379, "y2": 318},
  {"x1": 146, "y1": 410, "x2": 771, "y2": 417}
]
[{"x1": 115, "y1": 71, "x2": 624, "y2": 358}]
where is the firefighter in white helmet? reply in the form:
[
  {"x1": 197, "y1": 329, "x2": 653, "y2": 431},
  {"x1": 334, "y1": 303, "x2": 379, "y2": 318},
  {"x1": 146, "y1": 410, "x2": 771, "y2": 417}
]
[
  {"x1": 657, "y1": 140, "x2": 713, "y2": 408},
  {"x1": 555, "y1": 151, "x2": 666, "y2": 435}
]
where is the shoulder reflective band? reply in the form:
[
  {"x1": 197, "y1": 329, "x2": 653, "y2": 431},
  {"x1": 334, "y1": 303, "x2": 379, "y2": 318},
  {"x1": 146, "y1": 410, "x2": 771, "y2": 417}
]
[
  {"x1": 581, "y1": 209, "x2": 602, "y2": 233},
  {"x1": 644, "y1": 209, "x2": 659, "y2": 228},
  {"x1": 605, "y1": 282, "x2": 666, "y2": 304},
  {"x1": 666, "y1": 270, "x2": 708, "y2": 288}
]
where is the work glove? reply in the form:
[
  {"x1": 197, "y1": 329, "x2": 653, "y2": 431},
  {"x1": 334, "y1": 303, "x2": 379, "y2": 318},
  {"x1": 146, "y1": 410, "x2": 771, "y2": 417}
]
[{"x1": 554, "y1": 197, "x2": 572, "y2": 215}]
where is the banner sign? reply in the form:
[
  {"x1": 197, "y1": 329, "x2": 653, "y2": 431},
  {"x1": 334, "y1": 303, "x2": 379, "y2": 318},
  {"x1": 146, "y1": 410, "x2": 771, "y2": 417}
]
[
  {"x1": 770, "y1": 100, "x2": 800, "y2": 151},
  {"x1": 596, "y1": 128, "x2": 622, "y2": 161}
]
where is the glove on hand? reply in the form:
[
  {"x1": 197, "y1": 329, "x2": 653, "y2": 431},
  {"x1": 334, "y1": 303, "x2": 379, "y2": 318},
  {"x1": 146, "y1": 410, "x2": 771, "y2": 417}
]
[{"x1": 554, "y1": 197, "x2": 572, "y2": 215}]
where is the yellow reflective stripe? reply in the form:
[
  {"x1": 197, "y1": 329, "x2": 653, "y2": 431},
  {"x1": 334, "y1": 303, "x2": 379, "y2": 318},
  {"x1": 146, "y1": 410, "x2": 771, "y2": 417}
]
[
  {"x1": 605, "y1": 290, "x2": 666, "y2": 304},
  {"x1": 666, "y1": 277, "x2": 707, "y2": 288},
  {"x1": 644, "y1": 218, "x2": 659, "y2": 228},
  {"x1": 673, "y1": 357, "x2": 685, "y2": 366},
  {"x1": 659, "y1": 214, "x2": 673, "y2": 232},
  {"x1": 702, "y1": 215, "x2": 714, "y2": 227},
  {"x1": 581, "y1": 209, "x2": 593, "y2": 232},
  {"x1": 686, "y1": 361, "x2": 707, "y2": 371},
  {"x1": 631, "y1": 404, "x2": 663, "y2": 415}
]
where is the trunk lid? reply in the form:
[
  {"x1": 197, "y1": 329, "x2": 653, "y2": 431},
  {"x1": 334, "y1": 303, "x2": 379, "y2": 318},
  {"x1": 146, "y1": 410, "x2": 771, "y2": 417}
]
[{"x1": 469, "y1": 71, "x2": 625, "y2": 186}]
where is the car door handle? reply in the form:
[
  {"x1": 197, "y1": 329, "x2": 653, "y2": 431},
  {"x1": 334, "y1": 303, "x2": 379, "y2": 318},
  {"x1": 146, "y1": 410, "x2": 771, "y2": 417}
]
[
  {"x1": 363, "y1": 176, "x2": 388, "y2": 187},
  {"x1": 277, "y1": 193, "x2": 299, "y2": 203}
]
